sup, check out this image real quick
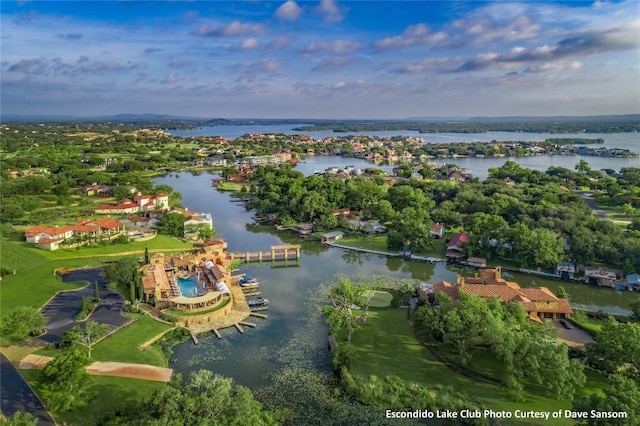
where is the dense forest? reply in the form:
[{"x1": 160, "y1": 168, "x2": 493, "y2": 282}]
[{"x1": 247, "y1": 163, "x2": 640, "y2": 271}]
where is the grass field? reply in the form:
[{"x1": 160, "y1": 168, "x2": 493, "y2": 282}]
[
  {"x1": 216, "y1": 182, "x2": 249, "y2": 192},
  {"x1": 20, "y1": 369, "x2": 165, "y2": 426},
  {"x1": 338, "y1": 235, "x2": 392, "y2": 253},
  {"x1": 346, "y1": 308, "x2": 606, "y2": 425},
  {"x1": 361, "y1": 290, "x2": 393, "y2": 308},
  {"x1": 35, "y1": 313, "x2": 172, "y2": 367}
]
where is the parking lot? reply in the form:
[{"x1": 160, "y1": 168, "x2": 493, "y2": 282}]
[
  {"x1": 554, "y1": 319, "x2": 595, "y2": 347},
  {"x1": 39, "y1": 268, "x2": 132, "y2": 343}
]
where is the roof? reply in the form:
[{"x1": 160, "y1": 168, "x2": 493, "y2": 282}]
[
  {"x1": 447, "y1": 232, "x2": 469, "y2": 248},
  {"x1": 467, "y1": 257, "x2": 486, "y2": 264},
  {"x1": 461, "y1": 284, "x2": 523, "y2": 303},
  {"x1": 85, "y1": 218, "x2": 123, "y2": 229},
  {"x1": 430, "y1": 224, "x2": 444, "y2": 230}
]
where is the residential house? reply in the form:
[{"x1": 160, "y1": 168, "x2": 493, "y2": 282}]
[
  {"x1": 446, "y1": 232, "x2": 469, "y2": 260},
  {"x1": 626, "y1": 274, "x2": 640, "y2": 291},
  {"x1": 423, "y1": 266, "x2": 572, "y2": 321},
  {"x1": 583, "y1": 267, "x2": 620, "y2": 287},
  {"x1": 119, "y1": 216, "x2": 159, "y2": 228},
  {"x1": 95, "y1": 193, "x2": 169, "y2": 215},
  {"x1": 429, "y1": 224, "x2": 445, "y2": 239},
  {"x1": 555, "y1": 262, "x2": 576, "y2": 280},
  {"x1": 321, "y1": 231, "x2": 344, "y2": 244},
  {"x1": 81, "y1": 183, "x2": 112, "y2": 196},
  {"x1": 466, "y1": 257, "x2": 487, "y2": 268},
  {"x1": 25, "y1": 218, "x2": 125, "y2": 251}
]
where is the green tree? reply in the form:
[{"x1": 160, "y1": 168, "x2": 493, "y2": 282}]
[
  {"x1": 575, "y1": 159, "x2": 591, "y2": 173},
  {"x1": 573, "y1": 373, "x2": 640, "y2": 426},
  {"x1": 631, "y1": 300, "x2": 640, "y2": 322},
  {"x1": 103, "y1": 257, "x2": 139, "y2": 289},
  {"x1": 111, "y1": 370, "x2": 278, "y2": 425},
  {"x1": 530, "y1": 227, "x2": 565, "y2": 267},
  {"x1": 158, "y1": 212, "x2": 185, "y2": 237},
  {"x1": 0, "y1": 306, "x2": 46, "y2": 339},
  {"x1": 586, "y1": 318, "x2": 640, "y2": 373},
  {"x1": 184, "y1": 222, "x2": 216, "y2": 241},
  {"x1": 322, "y1": 278, "x2": 368, "y2": 342},
  {"x1": 556, "y1": 286, "x2": 568, "y2": 299},
  {"x1": 0, "y1": 203, "x2": 24, "y2": 222},
  {"x1": 64, "y1": 321, "x2": 110, "y2": 358},
  {"x1": 0, "y1": 411, "x2": 38, "y2": 426},
  {"x1": 41, "y1": 350, "x2": 91, "y2": 411}
]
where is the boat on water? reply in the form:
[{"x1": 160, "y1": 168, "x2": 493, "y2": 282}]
[
  {"x1": 247, "y1": 298, "x2": 269, "y2": 307},
  {"x1": 239, "y1": 275, "x2": 258, "y2": 285}
]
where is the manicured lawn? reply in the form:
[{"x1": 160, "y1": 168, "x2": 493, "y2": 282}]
[
  {"x1": 36, "y1": 313, "x2": 172, "y2": 366},
  {"x1": 86, "y1": 313, "x2": 172, "y2": 366},
  {"x1": 361, "y1": 290, "x2": 393, "y2": 308},
  {"x1": 0, "y1": 236, "x2": 49, "y2": 272},
  {"x1": 345, "y1": 308, "x2": 605, "y2": 425},
  {"x1": 338, "y1": 235, "x2": 392, "y2": 253},
  {"x1": 413, "y1": 238, "x2": 446, "y2": 258},
  {"x1": 21, "y1": 369, "x2": 165, "y2": 426},
  {"x1": 34, "y1": 234, "x2": 194, "y2": 260},
  {"x1": 216, "y1": 182, "x2": 248, "y2": 192}
]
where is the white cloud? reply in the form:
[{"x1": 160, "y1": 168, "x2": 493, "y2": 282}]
[
  {"x1": 315, "y1": 0, "x2": 344, "y2": 22},
  {"x1": 298, "y1": 40, "x2": 360, "y2": 55},
  {"x1": 274, "y1": 0, "x2": 303, "y2": 22},
  {"x1": 238, "y1": 38, "x2": 260, "y2": 50},
  {"x1": 195, "y1": 21, "x2": 266, "y2": 37},
  {"x1": 375, "y1": 24, "x2": 447, "y2": 49},
  {"x1": 163, "y1": 73, "x2": 178, "y2": 83}
]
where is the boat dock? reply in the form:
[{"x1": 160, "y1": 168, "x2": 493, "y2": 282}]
[
  {"x1": 229, "y1": 244, "x2": 301, "y2": 263},
  {"x1": 234, "y1": 323, "x2": 245, "y2": 334},
  {"x1": 212, "y1": 328, "x2": 222, "y2": 339},
  {"x1": 239, "y1": 321, "x2": 257, "y2": 328},
  {"x1": 190, "y1": 331, "x2": 199, "y2": 345},
  {"x1": 250, "y1": 306, "x2": 269, "y2": 312},
  {"x1": 244, "y1": 291, "x2": 261, "y2": 297},
  {"x1": 249, "y1": 312, "x2": 268, "y2": 319}
]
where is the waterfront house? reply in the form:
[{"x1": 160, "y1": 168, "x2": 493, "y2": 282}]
[
  {"x1": 555, "y1": 262, "x2": 576, "y2": 280},
  {"x1": 95, "y1": 193, "x2": 169, "y2": 215},
  {"x1": 321, "y1": 231, "x2": 344, "y2": 244},
  {"x1": 429, "y1": 224, "x2": 445, "y2": 239},
  {"x1": 424, "y1": 266, "x2": 572, "y2": 322},
  {"x1": 446, "y1": 232, "x2": 469, "y2": 260},
  {"x1": 25, "y1": 218, "x2": 125, "y2": 251},
  {"x1": 627, "y1": 274, "x2": 640, "y2": 291},
  {"x1": 466, "y1": 257, "x2": 487, "y2": 268},
  {"x1": 584, "y1": 267, "x2": 620, "y2": 287}
]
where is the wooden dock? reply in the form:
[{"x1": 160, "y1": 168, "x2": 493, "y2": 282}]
[
  {"x1": 229, "y1": 244, "x2": 301, "y2": 263},
  {"x1": 190, "y1": 331, "x2": 199, "y2": 345},
  {"x1": 212, "y1": 328, "x2": 222, "y2": 339},
  {"x1": 233, "y1": 323, "x2": 245, "y2": 334},
  {"x1": 239, "y1": 321, "x2": 257, "y2": 328},
  {"x1": 244, "y1": 291, "x2": 261, "y2": 297},
  {"x1": 249, "y1": 312, "x2": 268, "y2": 319},
  {"x1": 250, "y1": 306, "x2": 269, "y2": 312}
]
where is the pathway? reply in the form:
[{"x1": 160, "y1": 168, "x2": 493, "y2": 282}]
[
  {"x1": 326, "y1": 242, "x2": 446, "y2": 263},
  {"x1": 18, "y1": 355, "x2": 173, "y2": 382},
  {"x1": 0, "y1": 353, "x2": 55, "y2": 425}
]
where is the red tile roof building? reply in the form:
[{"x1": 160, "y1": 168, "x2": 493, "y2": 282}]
[{"x1": 427, "y1": 266, "x2": 572, "y2": 322}]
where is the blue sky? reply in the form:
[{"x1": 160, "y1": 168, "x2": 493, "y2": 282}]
[{"x1": 1, "y1": 1, "x2": 639, "y2": 118}]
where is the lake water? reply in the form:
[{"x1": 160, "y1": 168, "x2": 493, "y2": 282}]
[
  {"x1": 171, "y1": 125, "x2": 640, "y2": 180},
  {"x1": 154, "y1": 171, "x2": 635, "y2": 415}
]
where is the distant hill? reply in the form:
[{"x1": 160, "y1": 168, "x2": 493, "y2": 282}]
[{"x1": 404, "y1": 114, "x2": 640, "y2": 123}]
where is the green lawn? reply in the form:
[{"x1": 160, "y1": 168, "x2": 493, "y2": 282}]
[
  {"x1": 33, "y1": 234, "x2": 194, "y2": 260},
  {"x1": 20, "y1": 369, "x2": 165, "y2": 426},
  {"x1": 37, "y1": 313, "x2": 172, "y2": 366},
  {"x1": 361, "y1": 290, "x2": 393, "y2": 308},
  {"x1": 216, "y1": 182, "x2": 248, "y2": 192},
  {"x1": 346, "y1": 308, "x2": 605, "y2": 425},
  {"x1": 338, "y1": 235, "x2": 393, "y2": 253}
]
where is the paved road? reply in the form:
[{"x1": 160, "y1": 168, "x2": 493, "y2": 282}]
[
  {"x1": 39, "y1": 267, "x2": 131, "y2": 344},
  {"x1": 0, "y1": 353, "x2": 55, "y2": 425}
]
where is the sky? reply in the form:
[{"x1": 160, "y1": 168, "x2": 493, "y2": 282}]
[{"x1": 1, "y1": 1, "x2": 639, "y2": 119}]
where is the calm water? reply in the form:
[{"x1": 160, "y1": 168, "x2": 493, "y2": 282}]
[
  {"x1": 171, "y1": 125, "x2": 640, "y2": 180},
  {"x1": 171, "y1": 124, "x2": 640, "y2": 150},
  {"x1": 154, "y1": 172, "x2": 635, "y2": 396},
  {"x1": 295, "y1": 155, "x2": 638, "y2": 181}
]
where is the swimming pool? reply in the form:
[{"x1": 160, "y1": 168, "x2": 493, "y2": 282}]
[{"x1": 177, "y1": 277, "x2": 203, "y2": 297}]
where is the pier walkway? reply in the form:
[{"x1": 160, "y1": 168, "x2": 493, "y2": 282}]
[
  {"x1": 229, "y1": 244, "x2": 301, "y2": 263},
  {"x1": 326, "y1": 242, "x2": 446, "y2": 264}
]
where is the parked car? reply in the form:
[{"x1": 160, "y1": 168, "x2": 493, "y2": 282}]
[{"x1": 559, "y1": 319, "x2": 573, "y2": 329}]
